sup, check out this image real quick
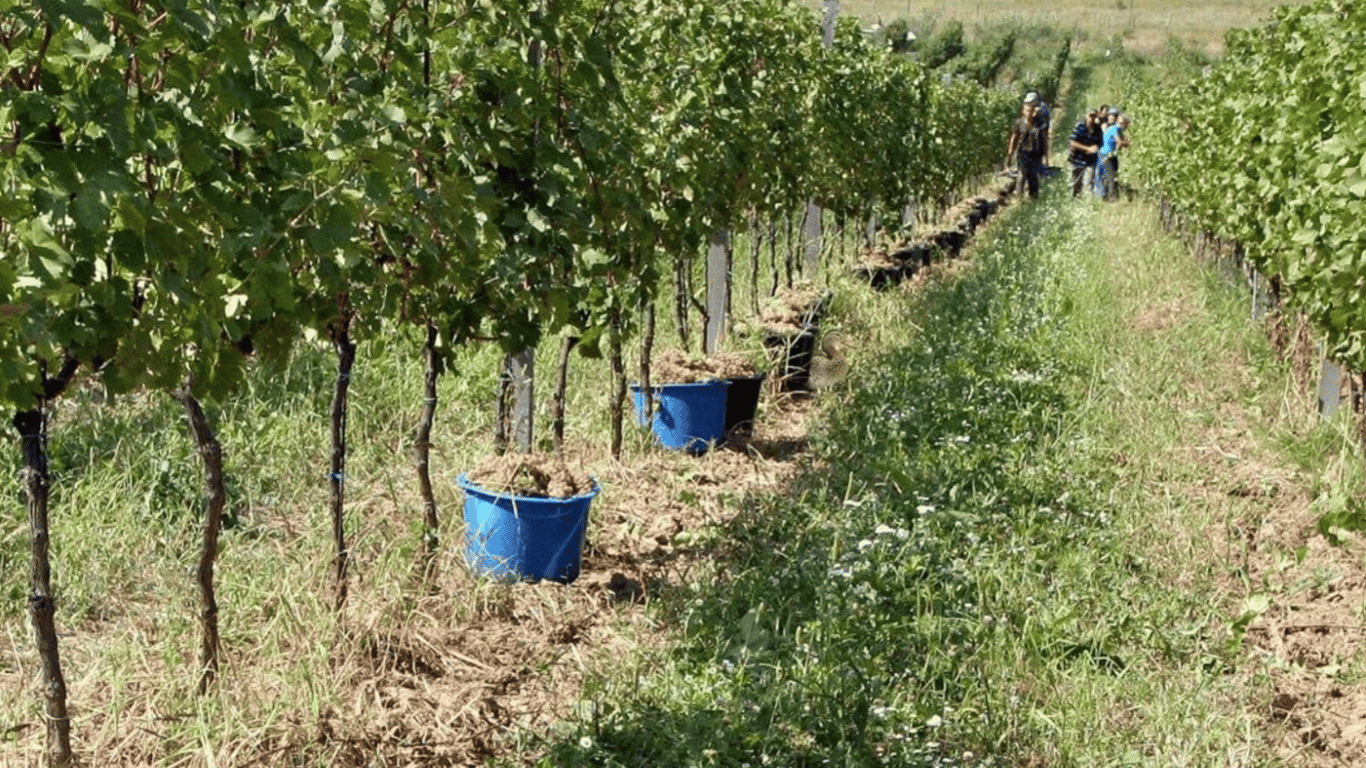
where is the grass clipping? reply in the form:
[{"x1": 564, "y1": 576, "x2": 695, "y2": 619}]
[
  {"x1": 466, "y1": 453, "x2": 595, "y2": 498},
  {"x1": 651, "y1": 348, "x2": 759, "y2": 384}
]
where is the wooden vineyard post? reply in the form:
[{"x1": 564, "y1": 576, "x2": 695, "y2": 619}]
[
  {"x1": 821, "y1": 2, "x2": 838, "y2": 61},
  {"x1": 506, "y1": 4, "x2": 541, "y2": 457},
  {"x1": 705, "y1": 228, "x2": 731, "y2": 354}
]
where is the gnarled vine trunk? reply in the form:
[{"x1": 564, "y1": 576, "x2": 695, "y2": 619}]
[
  {"x1": 174, "y1": 388, "x2": 225, "y2": 694},
  {"x1": 494, "y1": 353, "x2": 512, "y2": 454},
  {"x1": 551, "y1": 336, "x2": 577, "y2": 453},
  {"x1": 640, "y1": 300, "x2": 656, "y2": 422},
  {"x1": 330, "y1": 316, "x2": 357, "y2": 612},
  {"x1": 415, "y1": 323, "x2": 440, "y2": 576},
  {"x1": 15, "y1": 404, "x2": 73, "y2": 767},
  {"x1": 749, "y1": 211, "x2": 761, "y2": 316},
  {"x1": 784, "y1": 210, "x2": 795, "y2": 289},
  {"x1": 673, "y1": 255, "x2": 690, "y2": 351},
  {"x1": 608, "y1": 309, "x2": 626, "y2": 459}
]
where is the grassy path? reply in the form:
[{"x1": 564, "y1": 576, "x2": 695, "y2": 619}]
[{"x1": 531, "y1": 185, "x2": 1366, "y2": 766}]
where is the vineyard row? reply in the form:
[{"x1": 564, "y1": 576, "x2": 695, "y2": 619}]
[
  {"x1": 1127, "y1": 0, "x2": 1366, "y2": 371},
  {"x1": 2, "y1": 1, "x2": 1019, "y2": 763}
]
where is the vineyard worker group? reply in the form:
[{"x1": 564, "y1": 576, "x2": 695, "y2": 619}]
[
  {"x1": 1005, "y1": 92, "x2": 1050, "y2": 199},
  {"x1": 1067, "y1": 109, "x2": 1104, "y2": 197},
  {"x1": 1095, "y1": 111, "x2": 1131, "y2": 201}
]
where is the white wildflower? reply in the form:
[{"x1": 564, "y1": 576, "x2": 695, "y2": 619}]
[{"x1": 875, "y1": 523, "x2": 909, "y2": 539}]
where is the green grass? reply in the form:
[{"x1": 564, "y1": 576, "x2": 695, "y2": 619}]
[
  {"x1": 528, "y1": 184, "x2": 1323, "y2": 766},
  {"x1": 4, "y1": 155, "x2": 1338, "y2": 768},
  {"x1": 1, "y1": 166, "x2": 1354, "y2": 768},
  {"x1": 2, "y1": 17, "x2": 1355, "y2": 762}
]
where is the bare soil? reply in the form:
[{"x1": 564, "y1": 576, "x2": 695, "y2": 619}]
[
  {"x1": 1230, "y1": 417, "x2": 1366, "y2": 763},
  {"x1": 1135, "y1": 297, "x2": 1366, "y2": 766}
]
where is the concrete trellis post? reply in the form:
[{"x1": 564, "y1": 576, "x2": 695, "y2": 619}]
[
  {"x1": 507, "y1": 5, "x2": 543, "y2": 454},
  {"x1": 802, "y1": 201, "x2": 822, "y2": 277},
  {"x1": 803, "y1": 0, "x2": 838, "y2": 277},
  {"x1": 705, "y1": 228, "x2": 730, "y2": 353},
  {"x1": 509, "y1": 349, "x2": 535, "y2": 451},
  {"x1": 1320, "y1": 357, "x2": 1347, "y2": 419},
  {"x1": 1249, "y1": 268, "x2": 1271, "y2": 322}
]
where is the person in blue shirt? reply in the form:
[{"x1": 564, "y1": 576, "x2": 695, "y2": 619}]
[
  {"x1": 1095, "y1": 113, "x2": 1130, "y2": 201},
  {"x1": 1067, "y1": 110, "x2": 1103, "y2": 197}
]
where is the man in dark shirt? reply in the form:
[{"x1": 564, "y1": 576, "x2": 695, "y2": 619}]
[
  {"x1": 1005, "y1": 95, "x2": 1048, "y2": 199},
  {"x1": 1067, "y1": 110, "x2": 1103, "y2": 197}
]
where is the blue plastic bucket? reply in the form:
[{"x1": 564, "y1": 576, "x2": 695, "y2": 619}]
[
  {"x1": 631, "y1": 379, "x2": 732, "y2": 453},
  {"x1": 457, "y1": 475, "x2": 599, "y2": 584}
]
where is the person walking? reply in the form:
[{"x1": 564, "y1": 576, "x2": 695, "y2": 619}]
[
  {"x1": 1005, "y1": 95, "x2": 1048, "y2": 199},
  {"x1": 1025, "y1": 91, "x2": 1052, "y2": 166},
  {"x1": 1067, "y1": 109, "x2": 1103, "y2": 197},
  {"x1": 1095, "y1": 113, "x2": 1130, "y2": 201}
]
